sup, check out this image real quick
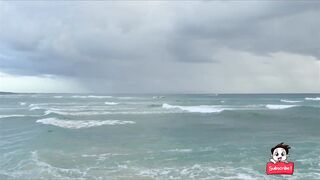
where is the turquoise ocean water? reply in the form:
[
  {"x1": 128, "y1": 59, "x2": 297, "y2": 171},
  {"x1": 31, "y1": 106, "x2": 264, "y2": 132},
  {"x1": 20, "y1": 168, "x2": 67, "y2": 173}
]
[{"x1": 0, "y1": 94, "x2": 319, "y2": 179}]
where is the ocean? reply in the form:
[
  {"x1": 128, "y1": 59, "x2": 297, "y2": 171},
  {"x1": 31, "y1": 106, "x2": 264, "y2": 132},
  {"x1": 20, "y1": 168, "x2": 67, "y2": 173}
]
[{"x1": 0, "y1": 94, "x2": 319, "y2": 180}]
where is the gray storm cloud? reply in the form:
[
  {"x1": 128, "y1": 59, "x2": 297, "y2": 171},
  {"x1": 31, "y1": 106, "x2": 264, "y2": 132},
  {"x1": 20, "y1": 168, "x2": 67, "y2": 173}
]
[{"x1": 0, "y1": 1, "x2": 319, "y2": 93}]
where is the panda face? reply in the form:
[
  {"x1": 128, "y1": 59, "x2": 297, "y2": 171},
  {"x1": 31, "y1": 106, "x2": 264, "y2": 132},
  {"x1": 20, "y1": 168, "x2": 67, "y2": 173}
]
[{"x1": 272, "y1": 147, "x2": 287, "y2": 162}]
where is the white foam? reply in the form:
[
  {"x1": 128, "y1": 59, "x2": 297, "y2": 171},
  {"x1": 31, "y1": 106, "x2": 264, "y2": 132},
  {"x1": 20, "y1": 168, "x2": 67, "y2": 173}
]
[
  {"x1": 0, "y1": 151, "x2": 86, "y2": 179},
  {"x1": 29, "y1": 103, "x2": 59, "y2": 111},
  {"x1": 29, "y1": 106, "x2": 43, "y2": 111},
  {"x1": 88, "y1": 95, "x2": 113, "y2": 98},
  {"x1": 36, "y1": 118, "x2": 136, "y2": 129},
  {"x1": 0, "y1": 114, "x2": 40, "y2": 119},
  {"x1": 50, "y1": 106, "x2": 132, "y2": 112},
  {"x1": 305, "y1": 97, "x2": 320, "y2": 101},
  {"x1": 118, "y1": 97, "x2": 138, "y2": 100},
  {"x1": 280, "y1": 99, "x2": 302, "y2": 103},
  {"x1": 44, "y1": 110, "x2": 112, "y2": 116},
  {"x1": 104, "y1": 102, "x2": 118, "y2": 105},
  {"x1": 44, "y1": 109, "x2": 177, "y2": 116},
  {"x1": 0, "y1": 115, "x2": 27, "y2": 118},
  {"x1": 19, "y1": 102, "x2": 27, "y2": 106},
  {"x1": 162, "y1": 103, "x2": 225, "y2": 113},
  {"x1": 266, "y1": 104, "x2": 297, "y2": 109},
  {"x1": 30, "y1": 151, "x2": 86, "y2": 178},
  {"x1": 53, "y1": 96, "x2": 63, "y2": 98}
]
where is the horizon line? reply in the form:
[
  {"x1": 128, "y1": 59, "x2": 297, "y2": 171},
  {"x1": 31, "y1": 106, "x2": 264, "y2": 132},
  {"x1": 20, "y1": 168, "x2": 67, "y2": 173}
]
[{"x1": 1, "y1": 91, "x2": 320, "y2": 95}]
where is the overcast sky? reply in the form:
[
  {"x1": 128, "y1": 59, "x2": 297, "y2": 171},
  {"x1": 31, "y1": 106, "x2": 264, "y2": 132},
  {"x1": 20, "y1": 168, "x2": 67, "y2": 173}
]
[{"x1": 0, "y1": 1, "x2": 319, "y2": 93}]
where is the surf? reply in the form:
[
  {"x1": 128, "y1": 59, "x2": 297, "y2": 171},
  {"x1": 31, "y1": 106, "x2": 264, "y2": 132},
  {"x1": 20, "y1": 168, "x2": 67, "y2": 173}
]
[
  {"x1": 162, "y1": 103, "x2": 225, "y2": 113},
  {"x1": 265, "y1": 104, "x2": 298, "y2": 109},
  {"x1": 36, "y1": 118, "x2": 136, "y2": 129}
]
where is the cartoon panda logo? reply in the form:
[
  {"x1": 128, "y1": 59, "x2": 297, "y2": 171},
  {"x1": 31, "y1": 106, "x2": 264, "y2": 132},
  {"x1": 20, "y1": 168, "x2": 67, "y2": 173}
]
[{"x1": 270, "y1": 142, "x2": 291, "y2": 164}]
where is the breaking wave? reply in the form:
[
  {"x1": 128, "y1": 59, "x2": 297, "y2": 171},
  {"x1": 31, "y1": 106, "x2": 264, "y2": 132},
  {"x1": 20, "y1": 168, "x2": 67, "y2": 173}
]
[
  {"x1": 118, "y1": 97, "x2": 139, "y2": 100},
  {"x1": 0, "y1": 114, "x2": 41, "y2": 119},
  {"x1": 44, "y1": 110, "x2": 176, "y2": 116},
  {"x1": 0, "y1": 151, "x2": 87, "y2": 179},
  {"x1": 19, "y1": 102, "x2": 27, "y2": 106},
  {"x1": 104, "y1": 102, "x2": 119, "y2": 105},
  {"x1": 36, "y1": 118, "x2": 135, "y2": 129},
  {"x1": 0, "y1": 115, "x2": 28, "y2": 119},
  {"x1": 162, "y1": 103, "x2": 225, "y2": 113},
  {"x1": 305, "y1": 97, "x2": 320, "y2": 101},
  {"x1": 29, "y1": 106, "x2": 43, "y2": 111},
  {"x1": 265, "y1": 104, "x2": 298, "y2": 109},
  {"x1": 44, "y1": 110, "x2": 111, "y2": 116},
  {"x1": 280, "y1": 99, "x2": 302, "y2": 103}
]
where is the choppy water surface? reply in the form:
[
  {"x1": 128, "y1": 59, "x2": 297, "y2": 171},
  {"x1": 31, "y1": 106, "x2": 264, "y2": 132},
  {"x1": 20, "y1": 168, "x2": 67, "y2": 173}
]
[{"x1": 0, "y1": 94, "x2": 319, "y2": 179}]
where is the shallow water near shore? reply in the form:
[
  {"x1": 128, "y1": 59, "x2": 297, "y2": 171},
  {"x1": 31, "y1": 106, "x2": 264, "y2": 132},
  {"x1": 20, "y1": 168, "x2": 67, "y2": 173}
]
[{"x1": 1, "y1": 94, "x2": 319, "y2": 179}]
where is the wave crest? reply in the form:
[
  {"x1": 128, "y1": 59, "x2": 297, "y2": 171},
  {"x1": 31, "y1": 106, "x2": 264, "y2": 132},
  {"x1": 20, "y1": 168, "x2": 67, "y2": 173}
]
[
  {"x1": 105, "y1": 102, "x2": 118, "y2": 105},
  {"x1": 162, "y1": 103, "x2": 224, "y2": 113},
  {"x1": 305, "y1": 97, "x2": 320, "y2": 101},
  {"x1": 265, "y1": 104, "x2": 297, "y2": 109},
  {"x1": 0, "y1": 115, "x2": 27, "y2": 118},
  {"x1": 36, "y1": 118, "x2": 135, "y2": 129},
  {"x1": 19, "y1": 102, "x2": 27, "y2": 106},
  {"x1": 0, "y1": 114, "x2": 41, "y2": 119},
  {"x1": 280, "y1": 99, "x2": 301, "y2": 103}
]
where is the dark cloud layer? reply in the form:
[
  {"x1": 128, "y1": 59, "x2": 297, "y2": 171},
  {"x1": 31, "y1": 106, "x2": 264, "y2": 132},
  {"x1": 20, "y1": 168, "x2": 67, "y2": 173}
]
[{"x1": 0, "y1": 1, "x2": 319, "y2": 93}]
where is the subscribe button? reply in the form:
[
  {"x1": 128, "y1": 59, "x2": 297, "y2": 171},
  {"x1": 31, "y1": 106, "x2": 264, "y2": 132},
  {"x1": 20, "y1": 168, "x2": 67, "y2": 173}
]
[{"x1": 266, "y1": 162, "x2": 294, "y2": 175}]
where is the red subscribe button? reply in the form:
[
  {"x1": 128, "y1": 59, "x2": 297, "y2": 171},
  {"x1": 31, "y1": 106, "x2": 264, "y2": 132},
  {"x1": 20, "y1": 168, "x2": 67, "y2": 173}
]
[{"x1": 266, "y1": 162, "x2": 294, "y2": 175}]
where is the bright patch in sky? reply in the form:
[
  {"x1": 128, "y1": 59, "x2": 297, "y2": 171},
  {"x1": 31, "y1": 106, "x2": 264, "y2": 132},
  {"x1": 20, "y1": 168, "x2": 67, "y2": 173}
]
[{"x1": 0, "y1": 71, "x2": 87, "y2": 93}]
